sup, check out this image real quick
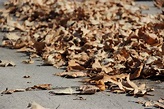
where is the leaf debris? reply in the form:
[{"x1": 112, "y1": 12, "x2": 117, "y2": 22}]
[
  {"x1": 0, "y1": 60, "x2": 16, "y2": 67},
  {"x1": 0, "y1": 0, "x2": 163, "y2": 103},
  {"x1": 135, "y1": 98, "x2": 164, "y2": 108}
]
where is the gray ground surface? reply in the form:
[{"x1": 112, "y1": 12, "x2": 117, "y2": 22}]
[{"x1": 0, "y1": 1, "x2": 164, "y2": 109}]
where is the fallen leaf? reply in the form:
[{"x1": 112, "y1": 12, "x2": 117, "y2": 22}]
[
  {"x1": 26, "y1": 84, "x2": 52, "y2": 91},
  {"x1": 78, "y1": 85, "x2": 99, "y2": 94},
  {"x1": 44, "y1": 54, "x2": 55, "y2": 65},
  {"x1": 22, "y1": 58, "x2": 34, "y2": 64},
  {"x1": 95, "y1": 80, "x2": 106, "y2": 91},
  {"x1": 1, "y1": 88, "x2": 25, "y2": 94},
  {"x1": 126, "y1": 74, "x2": 139, "y2": 94},
  {"x1": 154, "y1": 0, "x2": 164, "y2": 8},
  {"x1": 144, "y1": 101, "x2": 153, "y2": 107},
  {"x1": 130, "y1": 63, "x2": 144, "y2": 80},
  {"x1": 112, "y1": 89, "x2": 125, "y2": 94},
  {"x1": 154, "y1": 102, "x2": 164, "y2": 108},
  {"x1": 28, "y1": 102, "x2": 49, "y2": 109},
  {"x1": 49, "y1": 87, "x2": 73, "y2": 95},
  {"x1": 92, "y1": 59, "x2": 102, "y2": 71},
  {"x1": 4, "y1": 33, "x2": 20, "y2": 41},
  {"x1": 17, "y1": 47, "x2": 35, "y2": 53},
  {"x1": 7, "y1": 18, "x2": 26, "y2": 31},
  {"x1": 34, "y1": 84, "x2": 52, "y2": 90},
  {"x1": 67, "y1": 60, "x2": 85, "y2": 71},
  {"x1": 55, "y1": 71, "x2": 87, "y2": 78},
  {"x1": 0, "y1": 60, "x2": 16, "y2": 67},
  {"x1": 33, "y1": 42, "x2": 46, "y2": 55},
  {"x1": 158, "y1": 98, "x2": 164, "y2": 103}
]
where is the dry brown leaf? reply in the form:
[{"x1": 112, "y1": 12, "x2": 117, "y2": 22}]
[
  {"x1": 17, "y1": 47, "x2": 35, "y2": 53},
  {"x1": 22, "y1": 59, "x2": 34, "y2": 64},
  {"x1": 33, "y1": 42, "x2": 46, "y2": 55},
  {"x1": 91, "y1": 74, "x2": 131, "y2": 92},
  {"x1": 138, "y1": 27, "x2": 159, "y2": 45},
  {"x1": 130, "y1": 63, "x2": 144, "y2": 80},
  {"x1": 4, "y1": 33, "x2": 20, "y2": 41},
  {"x1": 154, "y1": 0, "x2": 164, "y2": 8},
  {"x1": 144, "y1": 101, "x2": 153, "y2": 107},
  {"x1": 158, "y1": 98, "x2": 164, "y2": 103},
  {"x1": 67, "y1": 60, "x2": 85, "y2": 71},
  {"x1": 34, "y1": 84, "x2": 52, "y2": 90},
  {"x1": 92, "y1": 59, "x2": 102, "y2": 71},
  {"x1": 55, "y1": 71, "x2": 87, "y2": 78},
  {"x1": 113, "y1": 89, "x2": 126, "y2": 94},
  {"x1": 49, "y1": 87, "x2": 73, "y2": 95},
  {"x1": 28, "y1": 102, "x2": 49, "y2": 109},
  {"x1": 33, "y1": 0, "x2": 44, "y2": 6},
  {"x1": 0, "y1": 60, "x2": 16, "y2": 67},
  {"x1": 1, "y1": 88, "x2": 25, "y2": 94},
  {"x1": 7, "y1": 18, "x2": 26, "y2": 31},
  {"x1": 95, "y1": 80, "x2": 106, "y2": 91},
  {"x1": 44, "y1": 54, "x2": 55, "y2": 65},
  {"x1": 79, "y1": 85, "x2": 99, "y2": 94},
  {"x1": 126, "y1": 74, "x2": 139, "y2": 94},
  {"x1": 154, "y1": 102, "x2": 164, "y2": 108},
  {"x1": 139, "y1": 4, "x2": 149, "y2": 10},
  {"x1": 26, "y1": 84, "x2": 52, "y2": 91},
  {"x1": 162, "y1": 43, "x2": 164, "y2": 55}
]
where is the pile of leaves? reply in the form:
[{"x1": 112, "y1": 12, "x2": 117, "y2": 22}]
[{"x1": 0, "y1": 0, "x2": 164, "y2": 95}]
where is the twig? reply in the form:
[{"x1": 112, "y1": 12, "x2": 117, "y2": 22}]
[{"x1": 56, "y1": 104, "x2": 60, "y2": 109}]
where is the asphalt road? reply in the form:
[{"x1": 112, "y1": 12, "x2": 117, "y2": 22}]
[{"x1": 0, "y1": 0, "x2": 163, "y2": 109}]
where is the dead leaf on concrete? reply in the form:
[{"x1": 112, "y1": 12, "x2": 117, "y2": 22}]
[
  {"x1": 158, "y1": 98, "x2": 164, "y2": 103},
  {"x1": 55, "y1": 71, "x2": 87, "y2": 78},
  {"x1": 4, "y1": 33, "x2": 20, "y2": 41},
  {"x1": 1, "y1": 88, "x2": 25, "y2": 94},
  {"x1": 27, "y1": 102, "x2": 49, "y2": 109},
  {"x1": 49, "y1": 87, "x2": 73, "y2": 95},
  {"x1": 26, "y1": 84, "x2": 52, "y2": 91},
  {"x1": 0, "y1": 60, "x2": 16, "y2": 67},
  {"x1": 67, "y1": 60, "x2": 86, "y2": 71},
  {"x1": 33, "y1": 84, "x2": 52, "y2": 90},
  {"x1": 22, "y1": 58, "x2": 34, "y2": 64},
  {"x1": 126, "y1": 74, "x2": 139, "y2": 94},
  {"x1": 136, "y1": 99, "x2": 164, "y2": 108},
  {"x1": 144, "y1": 101, "x2": 153, "y2": 107},
  {"x1": 43, "y1": 54, "x2": 55, "y2": 65},
  {"x1": 17, "y1": 47, "x2": 35, "y2": 53},
  {"x1": 154, "y1": 102, "x2": 164, "y2": 108},
  {"x1": 78, "y1": 85, "x2": 99, "y2": 95}
]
